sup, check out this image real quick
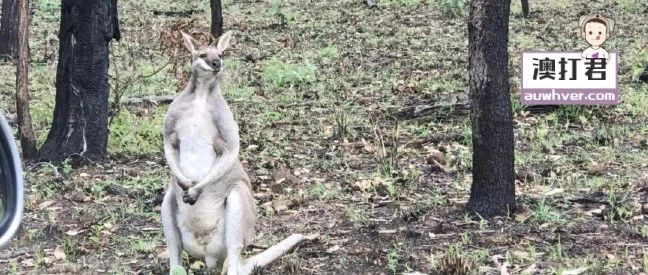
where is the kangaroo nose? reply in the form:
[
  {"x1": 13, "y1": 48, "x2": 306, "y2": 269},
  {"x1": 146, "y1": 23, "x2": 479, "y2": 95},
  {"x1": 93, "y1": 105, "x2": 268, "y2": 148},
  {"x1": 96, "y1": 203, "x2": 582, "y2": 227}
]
[{"x1": 212, "y1": 60, "x2": 221, "y2": 68}]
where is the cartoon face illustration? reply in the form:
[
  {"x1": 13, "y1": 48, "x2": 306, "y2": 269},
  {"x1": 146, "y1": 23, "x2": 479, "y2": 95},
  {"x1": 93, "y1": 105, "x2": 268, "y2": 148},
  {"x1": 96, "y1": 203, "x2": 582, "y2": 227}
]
[
  {"x1": 583, "y1": 19, "x2": 608, "y2": 47},
  {"x1": 579, "y1": 14, "x2": 614, "y2": 49}
]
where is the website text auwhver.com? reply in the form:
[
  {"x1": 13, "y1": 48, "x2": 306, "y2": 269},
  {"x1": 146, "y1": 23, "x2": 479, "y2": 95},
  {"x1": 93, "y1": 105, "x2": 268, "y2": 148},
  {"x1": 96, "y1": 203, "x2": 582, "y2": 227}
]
[{"x1": 522, "y1": 89, "x2": 617, "y2": 104}]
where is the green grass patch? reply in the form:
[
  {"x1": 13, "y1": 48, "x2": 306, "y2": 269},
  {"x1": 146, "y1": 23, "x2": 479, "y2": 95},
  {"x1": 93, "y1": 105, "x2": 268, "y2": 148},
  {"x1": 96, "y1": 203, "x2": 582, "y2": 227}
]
[
  {"x1": 261, "y1": 58, "x2": 317, "y2": 91},
  {"x1": 108, "y1": 109, "x2": 164, "y2": 156}
]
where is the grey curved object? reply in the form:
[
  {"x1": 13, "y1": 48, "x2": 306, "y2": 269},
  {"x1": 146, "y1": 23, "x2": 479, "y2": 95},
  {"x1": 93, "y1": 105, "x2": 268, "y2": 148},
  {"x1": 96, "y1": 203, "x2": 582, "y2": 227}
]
[{"x1": 0, "y1": 113, "x2": 24, "y2": 248}]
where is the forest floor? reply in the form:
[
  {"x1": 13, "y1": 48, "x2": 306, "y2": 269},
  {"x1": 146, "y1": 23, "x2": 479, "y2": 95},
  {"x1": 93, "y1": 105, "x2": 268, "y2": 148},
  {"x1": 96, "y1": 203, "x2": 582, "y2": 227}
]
[{"x1": 1, "y1": 0, "x2": 648, "y2": 274}]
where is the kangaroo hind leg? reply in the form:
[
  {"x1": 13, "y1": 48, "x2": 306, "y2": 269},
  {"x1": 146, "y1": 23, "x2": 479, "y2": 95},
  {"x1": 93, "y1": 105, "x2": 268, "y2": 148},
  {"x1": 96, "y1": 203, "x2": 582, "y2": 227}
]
[
  {"x1": 162, "y1": 187, "x2": 183, "y2": 273},
  {"x1": 224, "y1": 185, "x2": 256, "y2": 275}
]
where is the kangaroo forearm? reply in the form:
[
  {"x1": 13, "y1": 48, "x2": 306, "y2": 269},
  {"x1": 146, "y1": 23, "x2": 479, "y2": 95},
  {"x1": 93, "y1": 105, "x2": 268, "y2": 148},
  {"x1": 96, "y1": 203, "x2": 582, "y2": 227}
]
[
  {"x1": 194, "y1": 151, "x2": 238, "y2": 189},
  {"x1": 164, "y1": 142, "x2": 190, "y2": 181}
]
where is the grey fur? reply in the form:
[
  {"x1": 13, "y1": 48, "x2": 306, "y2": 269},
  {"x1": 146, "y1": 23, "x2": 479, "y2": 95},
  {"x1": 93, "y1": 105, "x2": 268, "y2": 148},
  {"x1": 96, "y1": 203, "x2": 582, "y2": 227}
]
[{"x1": 161, "y1": 31, "x2": 316, "y2": 275}]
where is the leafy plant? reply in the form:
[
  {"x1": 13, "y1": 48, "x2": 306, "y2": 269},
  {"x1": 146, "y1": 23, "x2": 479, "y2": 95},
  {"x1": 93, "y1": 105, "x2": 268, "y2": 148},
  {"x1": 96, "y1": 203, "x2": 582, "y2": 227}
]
[
  {"x1": 618, "y1": 0, "x2": 640, "y2": 13},
  {"x1": 549, "y1": 235, "x2": 565, "y2": 261},
  {"x1": 170, "y1": 266, "x2": 187, "y2": 275},
  {"x1": 606, "y1": 191, "x2": 635, "y2": 221},
  {"x1": 109, "y1": 109, "x2": 164, "y2": 156},
  {"x1": 630, "y1": 51, "x2": 648, "y2": 81},
  {"x1": 267, "y1": 0, "x2": 297, "y2": 25},
  {"x1": 309, "y1": 182, "x2": 339, "y2": 201},
  {"x1": 319, "y1": 46, "x2": 340, "y2": 63},
  {"x1": 529, "y1": 198, "x2": 564, "y2": 224},
  {"x1": 431, "y1": 244, "x2": 477, "y2": 275},
  {"x1": 387, "y1": 243, "x2": 402, "y2": 274},
  {"x1": 261, "y1": 58, "x2": 316, "y2": 91},
  {"x1": 434, "y1": 0, "x2": 466, "y2": 18},
  {"x1": 345, "y1": 205, "x2": 372, "y2": 227}
]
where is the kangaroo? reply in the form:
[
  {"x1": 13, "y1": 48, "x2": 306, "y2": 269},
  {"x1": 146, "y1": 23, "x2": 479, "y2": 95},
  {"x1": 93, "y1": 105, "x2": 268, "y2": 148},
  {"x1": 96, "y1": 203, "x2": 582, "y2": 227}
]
[{"x1": 161, "y1": 31, "x2": 316, "y2": 275}]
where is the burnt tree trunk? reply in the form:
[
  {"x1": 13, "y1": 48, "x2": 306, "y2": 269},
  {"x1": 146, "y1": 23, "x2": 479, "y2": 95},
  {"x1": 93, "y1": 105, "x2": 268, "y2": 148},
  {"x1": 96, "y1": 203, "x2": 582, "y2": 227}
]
[
  {"x1": 38, "y1": 0, "x2": 120, "y2": 162},
  {"x1": 210, "y1": 0, "x2": 223, "y2": 39},
  {"x1": 521, "y1": 0, "x2": 529, "y2": 17},
  {"x1": 15, "y1": 0, "x2": 36, "y2": 158},
  {"x1": 0, "y1": 0, "x2": 20, "y2": 57},
  {"x1": 465, "y1": 0, "x2": 516, "y2": 218}
]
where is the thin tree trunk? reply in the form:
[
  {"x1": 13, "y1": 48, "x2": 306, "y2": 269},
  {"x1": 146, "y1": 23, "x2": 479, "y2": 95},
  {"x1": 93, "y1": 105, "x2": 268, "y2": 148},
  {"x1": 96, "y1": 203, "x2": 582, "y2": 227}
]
[
  {"x1": 521, "y1": 0, "x2": 529, "y2": 17},
  {"x1": 0, "y1": 0, "x2": 20, "y2": 57},
  {"x1": 210, "y1": 0, "x2": 223, "y2": 39},
  {"x1": 465, "y1": 0, "x2": 516, "y2": 218},
  {"x1": 38, "y1": 0, "x2": 121, "y2": 162},
  {"x1": 15, "y1": 0, "x2": 35, "y2": 158}
]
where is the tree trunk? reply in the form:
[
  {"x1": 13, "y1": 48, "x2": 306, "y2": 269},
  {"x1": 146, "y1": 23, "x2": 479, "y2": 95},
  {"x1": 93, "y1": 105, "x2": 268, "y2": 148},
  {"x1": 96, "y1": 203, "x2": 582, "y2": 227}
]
[
  {"x1": 15, "y1": 0, "x2": 35, "y2": 158},
  {"x1": 210, "y1": 0, "x2": 223, "y2": 39},
  {"x1": 465, "y1": 0, "x2": 516, "y2": 218},
  {"x1": 521, "y1": 0, "x2": 529, "y2": 17},
  {"x1": 38, "y1": 0, "x2": 121, "y2": 162},
  {"x1": 0, "y1": 0, "x2": 20, "y2": 57}
]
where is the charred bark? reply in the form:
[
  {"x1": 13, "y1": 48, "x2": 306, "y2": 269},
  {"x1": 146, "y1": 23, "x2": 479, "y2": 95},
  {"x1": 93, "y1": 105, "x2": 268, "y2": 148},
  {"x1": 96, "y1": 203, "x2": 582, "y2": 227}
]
[
  {"x1": 0, "y1": 0, "x2": 20, "y2": 57},
  {"x1": 15, "y1": 0, "x2": 36, "y2": 158},
  {"x1": 38, "y1": 0, "x2": 121, "y2": 162},
  {"x1": 210, "y1": 0, "x2": 223, "y2": 39},
  {"x1": 521, "y1": 0, "x2": 529, "y2": 17},
  {"x1": 465, "y1": 0, "x2": 516, "y2": 218}
]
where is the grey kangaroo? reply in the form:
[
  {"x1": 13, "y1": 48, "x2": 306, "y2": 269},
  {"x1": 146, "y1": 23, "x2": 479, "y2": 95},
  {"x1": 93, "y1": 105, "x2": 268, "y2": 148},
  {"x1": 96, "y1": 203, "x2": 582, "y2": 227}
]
[{"x1": 161, "y1": 31, "x2": 316, "y2": 275}]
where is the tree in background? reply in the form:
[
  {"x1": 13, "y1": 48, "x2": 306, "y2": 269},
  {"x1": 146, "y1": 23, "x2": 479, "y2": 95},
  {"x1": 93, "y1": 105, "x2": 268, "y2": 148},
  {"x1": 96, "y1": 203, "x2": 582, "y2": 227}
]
[
  {"x1": 211, "y1": 0, "x2": 223, "y2": 39},
  {"x1": 0, "y1": 0, "x2": 20, "y2": 57},
  {"x1": 15, "y1": 0, "x2": 35, "y2": 158},
  {"x1": 521, "y1": 0, "x2": 529, "y2": 17},
  {"x1": 466, "y1": 0, "x2": 516, "y2": 218},
  {"x1": 39, "y1": 0, "x2": 121, "y2": 162}
]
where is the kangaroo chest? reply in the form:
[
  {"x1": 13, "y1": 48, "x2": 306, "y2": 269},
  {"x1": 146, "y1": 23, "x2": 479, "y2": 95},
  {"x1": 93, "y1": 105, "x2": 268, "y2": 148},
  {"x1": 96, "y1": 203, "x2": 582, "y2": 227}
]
[{"x1": 176, "y1": 99, "x2": 220, "y2": 181}]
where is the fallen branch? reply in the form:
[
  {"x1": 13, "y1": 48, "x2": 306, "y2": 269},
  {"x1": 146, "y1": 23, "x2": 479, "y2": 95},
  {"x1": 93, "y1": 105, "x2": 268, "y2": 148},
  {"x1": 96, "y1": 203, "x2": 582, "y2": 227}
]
[
  {"x1": 33, "y1": 161, "x2": 62, "y2": 179},
  {"x1": 341, "y1": 132, "x2": 464, "y2": 152},
  {"x1": 428, "y1": 158, "x2": 453, "y2": 174},
  {"x1": 409, "y1": 132, "x2": 465, "y2": 145},
  {"x1": 523, "y1": 105, "x2": 560, "y2": 114},
  {"x1": 0, "y1": 247, "x2": 30, "y2": 261},
  {"x1": 109, "y1": 49, "x2": 172, "y2": 122},
  {"x1": 391, "y1": 102, "x2": 469, "y2": 120},
  {"x1": 120, "y1": 95, "x2": 176, "y2": 106},
  {"x1": 152, "y1": 10, "x2": 203, "y2": 17}
]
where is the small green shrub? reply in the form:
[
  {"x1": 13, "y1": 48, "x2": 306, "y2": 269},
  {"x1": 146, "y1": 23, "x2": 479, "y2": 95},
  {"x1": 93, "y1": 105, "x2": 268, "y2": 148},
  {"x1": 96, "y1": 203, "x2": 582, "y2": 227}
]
[
  {"x1": 618, "y1": 0, "x2": 640, "y2": 13},
  {"x1": 261, "y1": 58, "x2": 316, "y2": 91},
  {"x1": 319, "y1": 46, "x2": 339, "y2": 63},
  {"x1": 434, "y1": 0, "x2": 466, "y2": 18},
  {"x1": 109, "y1": 109, "x2": 164, "y2": 156}
]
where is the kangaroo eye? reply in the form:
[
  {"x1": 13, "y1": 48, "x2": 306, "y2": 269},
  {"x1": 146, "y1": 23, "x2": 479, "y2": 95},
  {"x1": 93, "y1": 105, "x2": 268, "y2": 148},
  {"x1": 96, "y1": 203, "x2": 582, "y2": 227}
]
[
  {"x1": 589, "y1": 31, "x2": 593, "y2": 35},
  {"x1": 598, "y1": 32, "x2": 602, "y2": 35},
  {"x1": 199, "y1": 53, "x2": 207, "y2": 58}
]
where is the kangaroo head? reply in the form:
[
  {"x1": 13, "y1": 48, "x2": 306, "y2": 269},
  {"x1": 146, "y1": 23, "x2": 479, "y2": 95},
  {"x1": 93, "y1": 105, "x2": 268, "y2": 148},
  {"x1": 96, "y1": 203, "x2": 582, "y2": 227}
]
[{"x1": 181, "y1": 31, "x2": 232, "y2": 77}]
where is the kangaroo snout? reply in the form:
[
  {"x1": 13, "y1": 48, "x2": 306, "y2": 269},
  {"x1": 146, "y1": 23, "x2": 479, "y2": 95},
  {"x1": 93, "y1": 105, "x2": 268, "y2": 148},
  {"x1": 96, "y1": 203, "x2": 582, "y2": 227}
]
[{"x1": 211, "y1": 59, "x2": 222, "y2": 71}]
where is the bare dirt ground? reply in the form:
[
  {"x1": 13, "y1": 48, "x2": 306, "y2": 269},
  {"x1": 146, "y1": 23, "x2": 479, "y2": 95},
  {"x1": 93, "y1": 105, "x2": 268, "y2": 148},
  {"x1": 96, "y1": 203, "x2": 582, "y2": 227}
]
[{"x1": 1, "y1": 0, "x2": 647, "y2": 274}]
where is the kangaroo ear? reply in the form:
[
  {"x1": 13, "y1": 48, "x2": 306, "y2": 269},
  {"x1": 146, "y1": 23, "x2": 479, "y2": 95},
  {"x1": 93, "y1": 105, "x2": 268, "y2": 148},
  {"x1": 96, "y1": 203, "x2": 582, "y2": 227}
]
[
  {"x1": 216, "y1": 31, "x2": 233, "y2": 53},
  {"x1": 181, "y1": 31, "x2": 202, "y2": 54},
  {"x1": 208, "y1": 33, "x2": 218, "y2": 47}
]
